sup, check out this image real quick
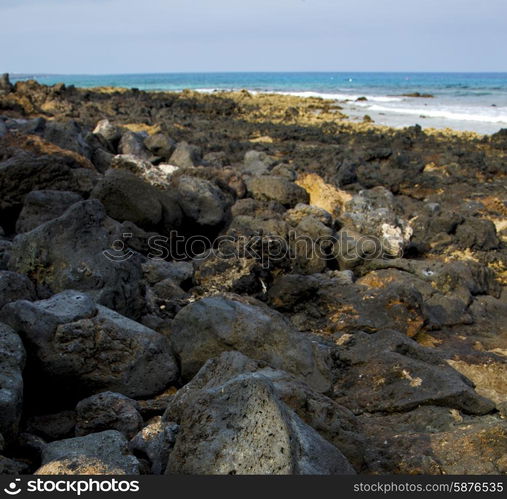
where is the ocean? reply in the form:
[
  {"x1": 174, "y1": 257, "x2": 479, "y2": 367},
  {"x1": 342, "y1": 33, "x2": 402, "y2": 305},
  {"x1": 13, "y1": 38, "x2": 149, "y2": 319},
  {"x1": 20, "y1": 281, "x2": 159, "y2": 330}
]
[{"x1": 11, "y1": 72, "x2": 507, "y2": 135}]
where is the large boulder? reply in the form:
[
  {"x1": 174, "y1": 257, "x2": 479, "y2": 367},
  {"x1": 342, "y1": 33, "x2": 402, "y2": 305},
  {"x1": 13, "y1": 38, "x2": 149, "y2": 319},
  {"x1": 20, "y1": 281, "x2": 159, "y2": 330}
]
[
  {"x1": 16, "y1": 190, "x2": 82, "y2": 233},
  {"x1": 164, "y1": 366, "x2": 355, "y2": 475},
  {"x1": 118, "y1": 131, "x2": 150, "y2": 159},
  {"x1": 173, "y1": 176, "x2": 229, "y2": 226},
  {"x1": 268, "y1": 272, "x2": 426, "y2": 338},
  {"x1": 246, "y1": 176, "x2": 309, "y2": 207},
  {"x1": 1, "y1": 290, "x2": 179, "y2": 399},
  {"x1": 92, "y1": 119, "x2": 122, "y2": 152},
  {"x1": 0, "y1": 270, "x2": 36, "y2": 309},
  {"x1": 241, "y1": 150, "x2": 276, "y2": 176},
  {"x1": 144, "y1": 133, "x2": 176, "y2": 160},
  {"x1": 76, "y1": 392, "x2": 143, "y2": 438},
  {"x1": 169, "y1": 142, "x2": 201, "y2": 168},
  {"x1": 8, "y1": 199, "x2": 145, "y2": 317},
  {"x1": 454, "y1": 217, "x2": 500, "y2": 251},
  {"x1": 0, "y1": 323, "x2": 25, "y2": 442},
  {"x1": 332, "y1": 330, "x2": 495, "y2": 415},
  {"x1": 111, "y1": 154, "x2": 180, "y2": 189},
  {"x1": 91, "y1": 169, "x2": 182, "y2": 231},
  {"x1": 341, "y1": 186, "x2": 412, "y2": 257},
  {"x1": 170, "y1": 295, "x2": 333, "y2": 392},
  {"x1": 41, "y1": 120, "x2": 92, "y2": 158},
  {"x1": 36, "y1": 430, "x2": 139, "y2": 475},
  {"x1": 166, "y1": 351, "x2": 366, "y2": 470},
  {"x1": 359, "y1": 407, "x2": 507, "y2": 474},
  {"x1": 0, "y1": 137, "x2": 97, "y2": 228},
  {"x1": 0, "y1": 240, "x2": 13, "y2": 271}
]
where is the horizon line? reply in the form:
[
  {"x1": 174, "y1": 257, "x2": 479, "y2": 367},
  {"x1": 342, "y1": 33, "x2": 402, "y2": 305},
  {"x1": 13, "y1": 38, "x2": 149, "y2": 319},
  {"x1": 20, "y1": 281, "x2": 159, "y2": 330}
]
[{"x1": 8, "y1": 70, "x2": 507, "y2": 77}]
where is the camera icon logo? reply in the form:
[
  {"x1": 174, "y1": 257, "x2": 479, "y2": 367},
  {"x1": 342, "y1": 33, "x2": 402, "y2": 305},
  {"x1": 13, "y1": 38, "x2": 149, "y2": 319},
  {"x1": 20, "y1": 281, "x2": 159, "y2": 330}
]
[{"x1": 3, "y1": 479, "x2": 21, "y2": 495}]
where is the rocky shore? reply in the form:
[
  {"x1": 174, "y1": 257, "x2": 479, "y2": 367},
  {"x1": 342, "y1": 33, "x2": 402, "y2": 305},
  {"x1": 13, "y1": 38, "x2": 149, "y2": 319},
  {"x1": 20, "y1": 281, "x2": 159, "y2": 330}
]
[{"x1": 0, "y1": 74, "x2": 506, "y2": 475}]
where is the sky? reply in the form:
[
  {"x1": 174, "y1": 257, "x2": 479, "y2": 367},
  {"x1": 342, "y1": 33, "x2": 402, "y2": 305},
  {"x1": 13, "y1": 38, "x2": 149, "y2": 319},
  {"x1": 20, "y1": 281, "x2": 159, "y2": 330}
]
[{"x1": 1, "y1": 0, "x2": 506, "y2": 74}]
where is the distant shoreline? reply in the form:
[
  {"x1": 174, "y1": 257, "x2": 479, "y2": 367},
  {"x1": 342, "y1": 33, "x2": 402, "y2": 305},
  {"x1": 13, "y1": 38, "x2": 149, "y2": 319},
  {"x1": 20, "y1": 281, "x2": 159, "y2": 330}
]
[{"x1": 8, "y1": 72, "x2": 507, "y2": 135}]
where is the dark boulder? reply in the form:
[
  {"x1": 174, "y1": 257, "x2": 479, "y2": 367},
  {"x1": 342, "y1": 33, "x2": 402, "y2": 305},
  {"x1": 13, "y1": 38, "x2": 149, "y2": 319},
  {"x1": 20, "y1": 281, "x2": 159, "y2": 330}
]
[
  {"x1": 246, "y1": 176, "x2": 309, "y2": 208},
  {"x1": 0, "y1": 323, "x2": 25, "y2": 443},
  {"x1": 0, "y1": 270, "x2": 36, "y2": 309},
  {"x1": 169, "y1": 142, "x2": 202, "y2": 168},
  {"x1": 173, "y1": 175, "x2": 229, "y2": 226},
  {"x1": 36, "y1": 430, "x2": 140, "y2": 475},
  {"x1": 170, "y1": 295, "x2": 333, "y2": 392},
  {"x1": 8, "y1": 200, "x2": 145, "y2": 317},
  {"x1": 332, "y1": 329, "x2": 495, "y2": 415},
  {"x1": 16, "y1": 190, "x2": 82, "y2": 233},
  {"x1": 1, "y1": 290, "x2": 179, "y2": 399},
  {"x1": 144, "y1": 133, "x2": 176, "y2": 160},
  {"x1": 129, "y1": 417, "x2": 179, "y2": 475},
  {"x1": 164, "y1": 355, "x2": 355, "y2": 475},
  {"x1": 76, "y1": 392, "x2": 143, "y2": 438}
]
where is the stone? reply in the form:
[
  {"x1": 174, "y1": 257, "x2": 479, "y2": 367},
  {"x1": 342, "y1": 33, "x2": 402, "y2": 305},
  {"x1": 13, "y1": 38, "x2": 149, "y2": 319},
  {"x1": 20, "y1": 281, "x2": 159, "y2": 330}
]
[
  {"x1": 203, "y1": 151, "x2": 228, "y2": 168},
  {"x1": 92, "y1": 119, "x2": 122, "y2": 151},
  {"x1": 0, "y1": 323, "x2": 25, "y2": 442},
  {"x1": 241, "y1": 150, "x2": 276, "y2": 176},
  {"x1": 36, "y1": 430, "x2": 139, "y2": 475},
  {"x1": 332, "y1": 228, "x2": 382, "y2": 270},
  {"x1": 91, "y1": 169, "x2": 163, "y2": 229},
  {"x1": 455, "y1": 218, "x2": 500, "y2": 251},
  {"x1": 357, "y1": 267, "x2": 473, "y2": 328},
  {"x1": 166, "y1": 351, "x2": 366, "y2": 470},
  {"x1": 295, "y1": 173, "x2": 351, "y2": 217},
  {"x1": 0, "y1": 456, "x2": 29, "y2": 474},
  {"x1": 246, "y1": 176, "x2": 309, "y2": 207},
  {"x1": 285, "y1": 203, "x2": 333, "y2": 227},
  {"x1": 89, "y1": 145, "x2": 114, "y2": 174},
  {"x1": 360, "y1": 409, "x2": 507, "y2": 474},
  {"x1": 290, "y1": 215, "x2": 335, "y2": 274},
  {"x1": 1, "y1": 291, "x2": 179, "y2": 399},
  {"x1": 41, "y1": 120, "x2": 92, "y2": 158},
  {"x1": 0, "y1": 119, "x2": 7, "y2": 138},
  {"x1": 268, "y1": 272, "x2": 426, "y2": 338},
  {"x1": 76, "y1": 392, "x2": 143, "y2": 438},
  {"x1": 169, "y1": 142, "x2": 201, "y2": 168},
  {"x1": 271, "y1": 163, "x2": 297, "y2": 180},
  {"x1": 0, "y1": 73, "x2": 13, "y2": 95},
  {"x1": 173, "y1": 175, "x2": 229, "y2": 226},
  {"x1": 144, "y1": 133, "x2": 176, "y2": 159},
  {"x1": 0, "y1": 138, "x2": 97, "y2": 226},
  {"x1": 0, "y1": 270, "x2": 36, "y2": 309},
  {"x1": 111, "y1": 153, "x2": 152, "y2": 173},
  {"x1": 142, "y1": 260, "x2": 193, "y2": 286},
  {"x1": 0, "y1": 241, "x2": 11, "y2": 271},
  {"x1": 341, "y1": 187, "x2": 412, "y2": 257},
  {"x1": 170, "y1": 295, "x2": 333, "y2": 392},
  {"x1": 332, "y1": 330, "x2": 496, "y2": 415},
  {"x1": 16, "y1": 190, "x2": 83, "y2": 233},
  {"x1": 165, "y1": 369, "x2": 355, "y2": 475},
  {"x1": 129, "y1": 417, "x2": 179, "y2": 474},
  {"x1": 118, "y1": 131, "x2": 149, "y2": 159},
  {"x1": 8, "y1": 200, "x2": 145, "y2": 317}
]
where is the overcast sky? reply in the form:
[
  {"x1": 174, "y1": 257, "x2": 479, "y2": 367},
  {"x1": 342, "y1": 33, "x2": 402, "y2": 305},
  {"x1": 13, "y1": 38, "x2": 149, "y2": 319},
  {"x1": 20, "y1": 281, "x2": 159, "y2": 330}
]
[{"x1": 1, "y1": 0, "x2": 506, "y2": 74}]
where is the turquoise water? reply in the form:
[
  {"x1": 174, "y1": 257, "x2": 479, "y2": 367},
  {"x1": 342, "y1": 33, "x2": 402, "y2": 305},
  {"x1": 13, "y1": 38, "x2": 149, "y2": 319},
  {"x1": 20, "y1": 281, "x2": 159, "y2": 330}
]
[{"x1": 11, "y1": 72, "x2": 507, "y2": 134}]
